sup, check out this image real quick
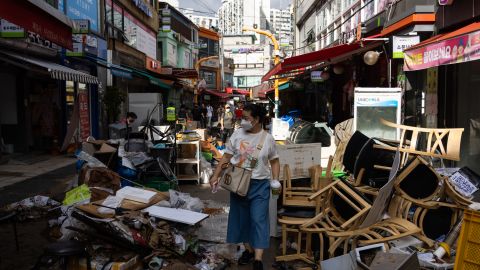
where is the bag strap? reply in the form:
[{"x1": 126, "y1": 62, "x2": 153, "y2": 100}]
[{"x1": 252, "y1": 131, "x2": 267, "y2": 160}]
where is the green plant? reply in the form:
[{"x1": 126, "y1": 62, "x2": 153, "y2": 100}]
[{"x1": 102, "y1": 86, "x2": 125, "y2": 122}]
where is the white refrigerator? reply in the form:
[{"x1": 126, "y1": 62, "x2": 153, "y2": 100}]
[{"x1": 354, "y1": 87, "x2": 402, "y2": 140}]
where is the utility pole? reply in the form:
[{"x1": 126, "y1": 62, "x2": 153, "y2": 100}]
[{"x1": 242, "y1": 26, "x2": 280, "y2": 118}]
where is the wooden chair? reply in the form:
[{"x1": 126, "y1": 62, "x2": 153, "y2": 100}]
[
  {"x1": 276, "y1": 159, "x2": 334, "y2": 265},
  {"x1": 375, "y1": 118, "x2": 464, "y2": 166}
]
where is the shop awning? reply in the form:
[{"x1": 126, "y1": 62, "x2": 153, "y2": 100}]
[
  {"x1": 1, "y1": 51, "x2": 99, "y2": 84},
  {"x1": 225, "y1": 87, "x2": 250, "y2": 95},
  {"x1": 404, "y1": 22, "x2": 480, "y2": 71},
  {"x1": 262, "y1": 38, "x2": 383, "y2": 81},
  {"x1": 203, "y1": 89, "x2": 230, "y2": 99}
]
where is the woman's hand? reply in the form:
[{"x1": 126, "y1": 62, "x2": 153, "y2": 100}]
[{"x1": 209, "y1": 174, "x2": 219, "y2": 188}]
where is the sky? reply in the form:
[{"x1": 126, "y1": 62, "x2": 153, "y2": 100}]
[{"x1": 179, "y1": 0, "x2": 290, "y2": 14}]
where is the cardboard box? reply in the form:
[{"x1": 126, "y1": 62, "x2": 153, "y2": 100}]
[
  {"x1": 195, "y1": 129, "x2": 208, "y2": 140},
  {"x1": 277, "y1": 143, "x2": 322, "y2": 180},
  {"x1": 81, "y1": 141, "x2": 118, "y2": 170}
]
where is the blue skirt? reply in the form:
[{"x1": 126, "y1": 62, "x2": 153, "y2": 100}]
[{"x1": 226, "y1": 179, "x2": 271, "y2": 249}]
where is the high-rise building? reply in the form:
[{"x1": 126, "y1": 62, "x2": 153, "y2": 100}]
[
  {"x1": 218, "y1": 0, "x2": 270, "y2": 44},
  {"x1": 183, "y1": 8, "x2": 219, "y2": 30},
  {"x1": 270, "y1": 6, "x2": 293, "y2": 47}
]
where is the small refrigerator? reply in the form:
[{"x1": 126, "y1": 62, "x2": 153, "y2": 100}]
[{"x1": 354, "y1": 87, "x2": 402, "y2": 140}]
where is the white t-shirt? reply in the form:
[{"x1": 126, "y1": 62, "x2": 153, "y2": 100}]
[
  {"x1": 207, "y1": 106, "x2": 213, "y2": 117},
  {"x1": 225, "y1": 129, "x2": 279, "y2": 179}
]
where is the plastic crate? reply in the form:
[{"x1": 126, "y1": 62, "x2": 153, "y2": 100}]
[{"x1": 454, "y1": 210, "x2": 480, "y2": 270}]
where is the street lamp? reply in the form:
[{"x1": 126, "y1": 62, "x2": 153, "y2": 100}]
[{"x1": 242, "y1": 26, "x2": 281, "y2": 118}]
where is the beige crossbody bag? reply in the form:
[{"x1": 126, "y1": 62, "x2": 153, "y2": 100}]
[{"x1": 220, "y1": 131, "x2": 267, "y2": 196}]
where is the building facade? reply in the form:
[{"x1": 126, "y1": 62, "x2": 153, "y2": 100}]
[
  {"x1": 218, "y1": 0, "x2": 270, "y2": 44},
  {"x1": 223, "y1": 35, "x2": 271, "y2": 90},
  {"x1": 270, "y1": 7, "x2": 294, "y2": 47},
  {"x1": 183, "y1": 9, "x2": 219, "y2": 30}
]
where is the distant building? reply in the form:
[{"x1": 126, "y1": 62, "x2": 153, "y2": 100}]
[
  {"x1": 222, "y1": 34, "x2": 272, "y2": 89},
  {"x1": 218, "y1": 0, "x2": 270, "y2": 44},
  {"x1": 183, "y1": 8, "x2": 219, "y2": 30},
  {"x1": 270, "y1": 6, "x2": 293, "y2": 48}
]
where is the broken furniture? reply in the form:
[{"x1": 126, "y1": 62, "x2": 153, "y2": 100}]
[
  {"x1": 33, "y1": 240, "x2": 92, "y2": 270},
  {"x1": 0, "y1": 210, "x2": 19, "y2": 252},
  {"x1": 276, "y1": 163, "x2": 330, "y2": 265},
  {"x1": 375, "y1": 118, "x2": 464, "y2": 166}
]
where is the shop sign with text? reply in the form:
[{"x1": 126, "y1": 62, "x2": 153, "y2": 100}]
[
  {"x1": 145, "y1": 56, "x2": 162, "y2": 74},
  {"x1": 404, "y1": 30, "x2": 480, "y2": 71},
  {"x1": 78, "y1": 92, "x2": 90, "y2": 140},
  {"x1": 393, "y1": 36, "x2": 420, "y2": 58}
]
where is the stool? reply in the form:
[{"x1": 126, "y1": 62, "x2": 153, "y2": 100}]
[{"x1": 32, "y1": 240, "x2": 91, "y2": 270}]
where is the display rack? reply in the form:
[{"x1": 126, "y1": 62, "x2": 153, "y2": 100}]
[{"x1": 175, "y1": 140, "x2": 200, "y2": 184}]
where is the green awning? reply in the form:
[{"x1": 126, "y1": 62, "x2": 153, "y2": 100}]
[
  {"x1": 279, "y1": 82, "x2": 290, "y2": 91},
  {"x1": 131, "y1": 69, "x2": 171, "y2": 90}
]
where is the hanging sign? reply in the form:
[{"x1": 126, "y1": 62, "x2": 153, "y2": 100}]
[
  {"x1": 392, "y1": 36, "x2": 420, "y2": 58},
  {"x1": 78, "y1": 92, "x2": 90, "y2": 141},
  {"x1": 311, "y1": 71, "x2": 323, "y2": 82}
]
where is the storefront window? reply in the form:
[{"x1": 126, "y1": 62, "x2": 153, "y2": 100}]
[{"x1": 200, "y1": 70, "x2": 217, "y2": 89}]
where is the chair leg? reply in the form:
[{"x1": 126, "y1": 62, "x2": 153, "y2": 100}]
[
  {"x1": 86, "y1": 252, "x2": 92, "y2": 270},
  {"x1": 12, "y1": 219, "x2": 19, "y2": 252},
  {"x1": 282, "y1": 224, "x2": 287, "y2": 256}
]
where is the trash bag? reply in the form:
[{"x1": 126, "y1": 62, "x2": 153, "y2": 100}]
[{"x1": 169, "y1": 190, "x2": 204, "y2": 212}]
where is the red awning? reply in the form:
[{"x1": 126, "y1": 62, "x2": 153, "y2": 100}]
[
  {"x1": 404, "y1": 22, "x2": 480, "y2": 71},
  {"x1": 203, "y1": 89, "x2": 230, "y2": 99},
  {"x1": 262, "y1": 38, "x2": 382, "y2": 81}
]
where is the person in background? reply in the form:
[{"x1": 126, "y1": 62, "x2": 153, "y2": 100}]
[
  {"x1": 121, "y1": 112, "x2": 138, "y2": 125},
  {"x1": 207, "y1": 103, "x2": 214, "y2": 128},
  {"x1": 210, "y1": 103, "x2": 280, "y2": 270},
  {"x1": 192, "y1": 104, "x2": 202, "y2": 128},
  {"x1": 220, "y1": 104, "x2": 235, "y2": 143},
  {"x1": 178, "y1": 105, "x2": 188, "y2": 120},
  {"x1": 201, "y1": 103, "x2": 208, "y2": 128},
  {"x1": 234, "y1": 102, "x2": 244, "y2": 128}
]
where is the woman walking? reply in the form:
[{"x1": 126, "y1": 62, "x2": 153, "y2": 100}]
[{"x1": 210, "y1": 103, "x2": 280, "y2": 270}]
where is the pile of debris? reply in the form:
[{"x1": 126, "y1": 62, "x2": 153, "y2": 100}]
[{"x1": 277, "y1": 119, "x2": 480, "y2": 270}]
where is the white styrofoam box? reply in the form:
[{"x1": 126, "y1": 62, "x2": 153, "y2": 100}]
[
  {"x1": 116, "y1": 186, "x2": 156, "y2": 204},
  {"x1": 277, "y1": 143, "x2": 322, "y2": 180}
]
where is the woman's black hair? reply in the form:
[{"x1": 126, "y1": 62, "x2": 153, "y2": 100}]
[{"x1": 243, "y1": 103, "x2": 268, "y2": 128}]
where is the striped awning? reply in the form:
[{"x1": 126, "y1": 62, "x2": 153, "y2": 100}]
[{"x1": 1, "y1": 51, "x2": 99, "y2": 84}]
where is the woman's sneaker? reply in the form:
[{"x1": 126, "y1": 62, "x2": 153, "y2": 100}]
[
  {"x1": 238, "y1": 250, "x2": 254, "y2": 265},
  {"x1": 253, "y1": 260, "x2": 263, "y2": 270}
]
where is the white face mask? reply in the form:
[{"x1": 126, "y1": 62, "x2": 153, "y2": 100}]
[{"x1": 240, "y1": 119, "x2": 253, "y2": 130}]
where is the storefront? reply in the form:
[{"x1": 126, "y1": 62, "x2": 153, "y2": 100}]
[{"x1": 404, "y1": 19, "x2": 480, "y2": 173}]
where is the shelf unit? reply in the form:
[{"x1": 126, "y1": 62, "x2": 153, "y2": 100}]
[{"x1": 175, "y1": 140, "x2": 200, "y2": 184}]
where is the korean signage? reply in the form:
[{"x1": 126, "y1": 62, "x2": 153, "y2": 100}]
[
  {"x1": 311, "y1": 71, "x2": 323, "y2": 82},
  {"x1": 66, "y1": 34, "x2": 98, "y2": 56},
  {"x1": 404, "y1": 30, "x2": 480, "y2": 71},
  {"x1": 392, "y1": 36, "x2": 420, "y2": 58},
  {"x1": 124, "y1": 11, "x2": 157, "y2": 59},
  {"x1": 132, "y1": 0, "x2": 152, "y2": 17},
  {"x1": 0, "y1": 0, "x2": 73, "y2": 49},
  {"x1": 72, "y1": 19, "x2": 90, "y2": 34},
  {"x1": 66, "y1": 0, "x2": 99, "y2": 32},
  {"x1": 438, "y1": 0, "x2": 455, "y2": 5},
  {"x1": 201, "y1": 59, "x2": 220, "y2": 68},
  {"x1": 0, "y1": 19, "x2": 24, "y2": 37},
  {"x1": 145, "y1": 56, "x2": 162, "y2": 74},
  {"x1": 78, "y1": 92, "x2": 90, "y2": 141}
]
